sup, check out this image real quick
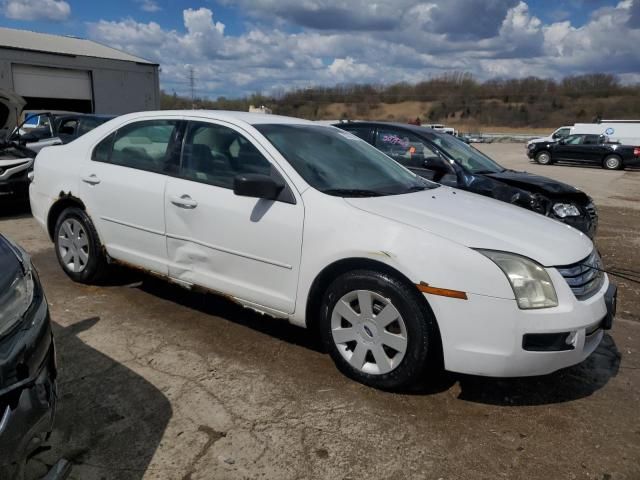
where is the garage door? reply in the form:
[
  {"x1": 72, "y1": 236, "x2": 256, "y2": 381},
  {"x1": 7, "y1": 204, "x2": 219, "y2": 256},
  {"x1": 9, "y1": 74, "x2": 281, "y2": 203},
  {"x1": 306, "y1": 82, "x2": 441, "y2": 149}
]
[{"x1": 12, "y1": 64, "x2": 92, "y2": 100}]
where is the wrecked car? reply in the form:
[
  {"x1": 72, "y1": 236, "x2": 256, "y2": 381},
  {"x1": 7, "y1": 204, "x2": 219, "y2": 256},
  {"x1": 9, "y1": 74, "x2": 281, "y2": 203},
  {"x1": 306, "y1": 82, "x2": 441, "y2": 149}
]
[
  {"x1": 0, "y1": 89, "x2": 113, "y2": 200},
  {"x1": 30, "y1": 111, "x2": 615, "y2": 390},
  {"x1": 0, "y1": 234, "x2": 57, "y2": 479},
  {"x1": 335, "y1": 121, "x2": 598, "y2": 238},
  {"x1": 0, "y1": 90, "x2": 36, "y2": 199}
]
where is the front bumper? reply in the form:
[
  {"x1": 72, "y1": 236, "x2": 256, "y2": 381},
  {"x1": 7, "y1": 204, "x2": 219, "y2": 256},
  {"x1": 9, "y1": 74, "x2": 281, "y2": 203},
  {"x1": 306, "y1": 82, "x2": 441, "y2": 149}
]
[
  {"x1": 0, "y1": 159, "x2": 33, "y2": 198},
  {"x1": 428, "y1": 272, "x2": 614, "y2": 377},
  {"x1": 0, "y1": 272, "x2": 57, "y2": 476}
]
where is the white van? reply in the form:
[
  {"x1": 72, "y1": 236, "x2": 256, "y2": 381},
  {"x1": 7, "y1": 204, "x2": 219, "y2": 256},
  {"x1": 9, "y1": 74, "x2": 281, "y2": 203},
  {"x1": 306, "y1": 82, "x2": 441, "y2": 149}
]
[{"x1": 572, "y1": 120, "x2": 640, "y2": 145}]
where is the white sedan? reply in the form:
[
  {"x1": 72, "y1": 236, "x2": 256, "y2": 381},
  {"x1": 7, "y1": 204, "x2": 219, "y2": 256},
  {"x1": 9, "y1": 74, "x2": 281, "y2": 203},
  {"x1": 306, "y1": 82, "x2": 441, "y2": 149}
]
[{"x1": 29, "y1": 110, "x2": 616, "y2": 389}]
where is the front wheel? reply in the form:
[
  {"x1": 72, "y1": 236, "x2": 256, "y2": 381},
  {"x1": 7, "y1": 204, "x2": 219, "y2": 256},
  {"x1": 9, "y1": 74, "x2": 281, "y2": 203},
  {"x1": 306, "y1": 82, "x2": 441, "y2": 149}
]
[
  {"x1": 535, "y1": 151, "x2": 552, "y2": 165},
  {"x1": 319, "y1": 270, "x2": 439, "y2": 390},
  {"x1": 602, "y1": 155, "x2": 623, "y2": 170},
  {"x1": 54, "y1": 207, "x2": 108, "y2": 284}
]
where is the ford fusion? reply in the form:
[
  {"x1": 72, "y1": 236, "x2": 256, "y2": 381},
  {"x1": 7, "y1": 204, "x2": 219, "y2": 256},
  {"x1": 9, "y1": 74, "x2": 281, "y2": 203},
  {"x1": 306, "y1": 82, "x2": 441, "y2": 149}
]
[
  {"x1": 0, "y1": 234, "x2": 56, "y2": 478},
  {"x1": 29, "y1": 111, "x2": 616, "y2": 389}
]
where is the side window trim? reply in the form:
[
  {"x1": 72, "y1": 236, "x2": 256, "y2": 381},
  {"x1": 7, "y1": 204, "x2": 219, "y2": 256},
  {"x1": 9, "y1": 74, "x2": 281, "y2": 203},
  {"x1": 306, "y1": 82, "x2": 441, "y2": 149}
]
[{"x1": 179, "y1": 120, "x2": 296, "y2": 205}]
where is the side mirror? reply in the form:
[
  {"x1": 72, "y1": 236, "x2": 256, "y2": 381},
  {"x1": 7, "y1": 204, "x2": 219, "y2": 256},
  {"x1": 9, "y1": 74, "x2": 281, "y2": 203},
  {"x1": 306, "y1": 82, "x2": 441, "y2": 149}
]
[
  {"x1": 233, "y1": 173, "x2": 283, "y2": 200},
  {"x1": 558, "y1": 138, "x2": 566, "y2": 145}
]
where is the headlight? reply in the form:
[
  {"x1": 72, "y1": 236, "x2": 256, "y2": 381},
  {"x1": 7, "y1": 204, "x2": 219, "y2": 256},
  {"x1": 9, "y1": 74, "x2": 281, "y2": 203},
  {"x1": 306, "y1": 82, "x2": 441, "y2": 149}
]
[
  {"x1": 527, "y1": 143, "x2": 535, "y2": 150},
  {"x1": 552, "y1": 203, "x2": 581, "y2": 218},
  {"x1": 0, "y1": 267, "x2": 34, "y2": 337},
  {"x1": 477, "y1": 250, "x2": 558, "y2": 309}
]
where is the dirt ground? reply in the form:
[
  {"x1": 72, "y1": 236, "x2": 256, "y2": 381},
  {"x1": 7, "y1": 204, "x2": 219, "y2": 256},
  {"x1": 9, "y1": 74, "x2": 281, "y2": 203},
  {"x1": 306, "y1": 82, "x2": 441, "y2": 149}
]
[{"x1": 1, "y1": 143, "x2": 639, "y2": 480}]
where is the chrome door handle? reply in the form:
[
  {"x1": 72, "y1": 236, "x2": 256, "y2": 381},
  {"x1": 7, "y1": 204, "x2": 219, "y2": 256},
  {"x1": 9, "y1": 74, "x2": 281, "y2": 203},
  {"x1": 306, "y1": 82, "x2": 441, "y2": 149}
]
[
  {"x1": 81, "y1": 174, "x2": 101, "y2": 185},
  {"x1": 170, "y1": 194, "x2": 198, "y2": 209}
]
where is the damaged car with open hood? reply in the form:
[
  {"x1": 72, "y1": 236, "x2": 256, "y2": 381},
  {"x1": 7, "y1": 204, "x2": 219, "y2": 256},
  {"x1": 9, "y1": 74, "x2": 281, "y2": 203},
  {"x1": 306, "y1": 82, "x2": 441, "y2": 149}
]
[{"x1": 334, "y1": 121, "x2": 598, "y2": 238}]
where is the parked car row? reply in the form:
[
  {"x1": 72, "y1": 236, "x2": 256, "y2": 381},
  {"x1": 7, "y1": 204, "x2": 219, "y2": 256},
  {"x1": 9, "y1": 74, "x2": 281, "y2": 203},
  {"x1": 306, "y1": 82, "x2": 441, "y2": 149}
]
[{"x1": 25, "y1": 110, "x2": 615, "y2": 393}]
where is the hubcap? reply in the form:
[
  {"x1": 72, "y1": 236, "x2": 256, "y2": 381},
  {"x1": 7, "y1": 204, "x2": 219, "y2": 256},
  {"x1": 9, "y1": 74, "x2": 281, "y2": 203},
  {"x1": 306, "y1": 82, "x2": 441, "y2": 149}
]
[
  {"x1": 606, "y1": 158, "x2": 619, "y2": 169},
  {"x1": 331, "y1": 290, "x2": 408, "y2": 375},
  {"x1": 538, "y1": 153, "x2": 550, "y2": 164},
  {"x1": 58, "y1": 218, "x2": 89, "y2": 273}
]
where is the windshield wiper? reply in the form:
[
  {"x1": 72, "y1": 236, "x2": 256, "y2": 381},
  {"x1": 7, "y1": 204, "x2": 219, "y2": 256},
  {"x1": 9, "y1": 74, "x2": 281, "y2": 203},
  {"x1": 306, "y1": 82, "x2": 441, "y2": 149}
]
[{"x1": 321, "y1": 188, "x2": 385, "y2": 197}]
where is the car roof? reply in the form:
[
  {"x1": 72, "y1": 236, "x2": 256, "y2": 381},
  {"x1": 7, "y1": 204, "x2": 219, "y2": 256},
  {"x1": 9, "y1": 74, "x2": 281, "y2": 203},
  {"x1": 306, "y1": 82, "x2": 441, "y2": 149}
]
[
  {"x1": 335, "y1": 120, "x2": 441, "y2": 136},
  {"x1": 55, "y1": 113, "x2": 116, "y2": 120},
  {"x1": 114, "y1": 110, "x2": 317, "y2": 127}
]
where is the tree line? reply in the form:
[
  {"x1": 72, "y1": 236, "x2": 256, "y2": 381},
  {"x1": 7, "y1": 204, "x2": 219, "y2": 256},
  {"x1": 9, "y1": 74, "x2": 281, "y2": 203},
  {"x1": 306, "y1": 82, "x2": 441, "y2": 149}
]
[{"x1": 160, "y1": 72, "x2": 640, "y2": 128}]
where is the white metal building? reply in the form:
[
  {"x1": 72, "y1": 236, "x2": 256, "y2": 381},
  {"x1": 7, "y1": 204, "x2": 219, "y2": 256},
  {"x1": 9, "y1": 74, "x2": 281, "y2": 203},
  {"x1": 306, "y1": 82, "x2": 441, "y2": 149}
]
[{"x1": 0, "y1": 27, "x2": 160, "y2": 114}]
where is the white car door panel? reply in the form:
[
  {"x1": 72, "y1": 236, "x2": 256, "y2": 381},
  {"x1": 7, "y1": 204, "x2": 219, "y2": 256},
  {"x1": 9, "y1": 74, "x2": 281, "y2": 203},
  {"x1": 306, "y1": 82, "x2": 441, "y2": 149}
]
[
  {"x1": 80, "y1": 119, "x2": 182, "y2": 274},
  {"x1": 165, "y1": 120, "x2": 304, "y2": 314}
]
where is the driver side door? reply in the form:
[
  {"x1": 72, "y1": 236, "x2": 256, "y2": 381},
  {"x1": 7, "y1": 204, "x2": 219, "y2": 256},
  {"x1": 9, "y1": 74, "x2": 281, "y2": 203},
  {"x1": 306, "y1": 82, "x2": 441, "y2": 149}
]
[{"x1": 164, "y1": 120, "x2": 304, "y2": 315}]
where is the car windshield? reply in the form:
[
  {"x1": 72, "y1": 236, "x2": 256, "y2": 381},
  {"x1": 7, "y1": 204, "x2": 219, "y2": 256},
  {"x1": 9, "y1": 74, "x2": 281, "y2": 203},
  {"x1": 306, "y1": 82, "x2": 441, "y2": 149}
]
[
  {"x1": 256, "y1": 124, "x2": 438, "y2": 197},
  {"x1": 426, "y1": 131, "x2": 505, "y2": 174}
]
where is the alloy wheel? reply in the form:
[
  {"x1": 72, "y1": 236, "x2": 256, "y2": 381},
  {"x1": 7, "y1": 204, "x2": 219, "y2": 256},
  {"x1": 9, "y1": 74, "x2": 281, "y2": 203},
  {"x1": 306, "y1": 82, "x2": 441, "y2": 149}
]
[{"x1": 330, "y1": 290, "x2": 408, "y2": 375}]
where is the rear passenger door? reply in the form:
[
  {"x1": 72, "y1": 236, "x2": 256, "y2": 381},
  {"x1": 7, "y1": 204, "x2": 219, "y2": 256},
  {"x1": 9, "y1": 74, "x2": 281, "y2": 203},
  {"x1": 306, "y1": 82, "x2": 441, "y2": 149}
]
[
  {"x1": 80, "y1": 118, "x2": 183, "y2": 275},
  {"x1": 164, "y1": 120, "x2": 304, "y2": 315}
]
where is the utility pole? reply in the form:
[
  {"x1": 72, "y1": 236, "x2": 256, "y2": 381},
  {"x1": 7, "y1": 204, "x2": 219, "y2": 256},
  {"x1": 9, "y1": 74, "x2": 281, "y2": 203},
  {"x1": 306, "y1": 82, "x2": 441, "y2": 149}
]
[{"x1": 189, "y1": 66, "x2": 196, "y2": 109}]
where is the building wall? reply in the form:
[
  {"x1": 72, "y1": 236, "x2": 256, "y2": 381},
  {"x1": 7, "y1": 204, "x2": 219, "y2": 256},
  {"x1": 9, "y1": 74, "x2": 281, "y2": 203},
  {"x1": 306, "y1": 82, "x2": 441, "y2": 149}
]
[{"x1": 0, "y1": 47, "x2": 159, "y2": 114}]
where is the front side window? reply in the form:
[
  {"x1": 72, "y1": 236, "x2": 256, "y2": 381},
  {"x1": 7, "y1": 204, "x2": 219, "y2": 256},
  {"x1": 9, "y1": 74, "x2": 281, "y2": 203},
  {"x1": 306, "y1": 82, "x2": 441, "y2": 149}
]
[
  {"x1": 375, "y1": 128, "x2": 440, "y2": 168},
  {"x1": 181, "y1": 122, "x2": 273, "y2": 189},
  {"x1": 107, "y1": 120, "x2": 180, "y2": 173},
  {"x1": 256, "y1": 124, "x2": 436, "y2": 197}
]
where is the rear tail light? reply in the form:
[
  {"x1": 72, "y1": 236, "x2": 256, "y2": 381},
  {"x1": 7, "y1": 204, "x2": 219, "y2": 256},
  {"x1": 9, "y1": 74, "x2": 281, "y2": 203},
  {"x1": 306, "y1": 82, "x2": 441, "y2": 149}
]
[{"x1": 634, "y1": 147, "x2": 640, "y2": 157}]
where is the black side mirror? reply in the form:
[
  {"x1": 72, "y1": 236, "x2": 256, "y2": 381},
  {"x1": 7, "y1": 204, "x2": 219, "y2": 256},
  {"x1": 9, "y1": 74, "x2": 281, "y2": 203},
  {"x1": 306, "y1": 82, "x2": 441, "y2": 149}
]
[
  {"x1": 558, "y1": 138, "x2": 566, "y2": 145},
  {"x1": 423, "y1": 156, "x2": 449, "y2": 171},
  {"x1": 233, "y1": 174, "x2": 283, "y2": 200}
]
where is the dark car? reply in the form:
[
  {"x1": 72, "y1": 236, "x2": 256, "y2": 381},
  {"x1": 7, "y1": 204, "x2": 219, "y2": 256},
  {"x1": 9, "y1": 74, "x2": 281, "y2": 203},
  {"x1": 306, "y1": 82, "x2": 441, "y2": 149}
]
[
  {"x1": 0, "y1": 234, "x2": 57, "y2": 479},
  {"x1": 21, "y1": 113, "x2": 115, "y2": 146},
  {"x1": 527, "y1": 133, "x2": 640, "y2": 170},
  {"x1": 335, "y1": 121, "x2": 598, "y2": 237}
]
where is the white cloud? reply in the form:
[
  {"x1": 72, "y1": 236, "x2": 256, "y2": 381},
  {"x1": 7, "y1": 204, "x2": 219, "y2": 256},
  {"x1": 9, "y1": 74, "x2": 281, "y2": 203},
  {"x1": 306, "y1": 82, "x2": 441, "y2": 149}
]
[
  {"x1": 3, "y1": 0, "x2": 70, "y2": 21},
  {"x1": 86, "y1": 2, "x2": 640, "y2": 97},
  {"x1": 138, "y1": 0, "x2": 161, "y2": 13}
]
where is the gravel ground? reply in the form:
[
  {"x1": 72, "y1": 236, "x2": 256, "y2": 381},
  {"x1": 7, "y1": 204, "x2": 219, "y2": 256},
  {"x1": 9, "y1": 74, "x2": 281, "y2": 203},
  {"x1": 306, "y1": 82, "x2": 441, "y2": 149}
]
[{"x1": 0, "y1": 142, "x2": 638, "y2": 480}]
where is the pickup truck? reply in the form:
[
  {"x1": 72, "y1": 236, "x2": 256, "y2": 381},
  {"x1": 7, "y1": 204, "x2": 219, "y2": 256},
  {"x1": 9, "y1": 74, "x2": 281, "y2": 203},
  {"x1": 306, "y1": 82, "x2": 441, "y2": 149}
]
[{"x1": 527, "y1": 133, "x2": 640, "y2": 170}]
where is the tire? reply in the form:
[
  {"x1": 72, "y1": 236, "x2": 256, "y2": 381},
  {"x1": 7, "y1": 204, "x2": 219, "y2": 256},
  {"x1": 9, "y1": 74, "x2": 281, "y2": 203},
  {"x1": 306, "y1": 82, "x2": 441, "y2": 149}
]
[
  {"x1": 319, "y1": 269, "x2": 439, "y2": 390},
  {"x1": 602, "y1": 155, "x2": 623, "y2": 170},
  {"x1": 535, "y1": 151, "x2": 552, "y2": 165},
  {"x1": 53, "y1": 207, "x2": 108, "y2": 284}
]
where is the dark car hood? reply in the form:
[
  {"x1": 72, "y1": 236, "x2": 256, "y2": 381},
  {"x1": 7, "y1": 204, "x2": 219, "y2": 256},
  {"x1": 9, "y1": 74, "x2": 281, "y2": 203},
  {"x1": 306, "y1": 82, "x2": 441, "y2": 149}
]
[{"x1": 483, "y1": 170, "x2": 587, "y2": 197}]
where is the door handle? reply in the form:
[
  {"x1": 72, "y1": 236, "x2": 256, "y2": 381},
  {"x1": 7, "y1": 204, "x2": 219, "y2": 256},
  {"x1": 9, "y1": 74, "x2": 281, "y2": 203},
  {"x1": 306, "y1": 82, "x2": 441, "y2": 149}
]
[
  {"x1": 170, "y1": 194, "x2": 198, "y2": 209},
  {"x1": 81, "y1": 174, "x2": 101, "y2": 185}
]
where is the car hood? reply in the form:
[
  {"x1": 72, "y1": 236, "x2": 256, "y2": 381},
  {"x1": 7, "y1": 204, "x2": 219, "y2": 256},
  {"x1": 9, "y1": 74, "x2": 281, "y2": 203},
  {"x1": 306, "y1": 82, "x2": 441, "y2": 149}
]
[
  {"x1": 345, "y1": 187, "x2": 593, "y2": 266},
  {"x1": 482, "y1": 170, "x2": 587, "y2": 197},
  {"x1": 0, "y1": 89, "x2": 26, "y2": 133}
]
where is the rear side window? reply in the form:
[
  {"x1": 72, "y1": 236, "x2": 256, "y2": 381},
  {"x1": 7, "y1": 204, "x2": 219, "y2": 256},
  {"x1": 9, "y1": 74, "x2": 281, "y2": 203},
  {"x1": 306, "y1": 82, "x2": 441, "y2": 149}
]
[
  {"x1": 92, "y1": 120, "x2": 180, "y2": 173},
  {"x1": 180, "y1": 122, "x2": 272, "y2": 189}
]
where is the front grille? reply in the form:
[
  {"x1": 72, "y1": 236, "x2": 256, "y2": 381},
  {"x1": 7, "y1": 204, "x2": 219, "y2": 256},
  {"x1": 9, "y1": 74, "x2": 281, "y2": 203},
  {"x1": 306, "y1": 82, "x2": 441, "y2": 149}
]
[
  {"x1": 555, "y1": 250, "x2": 605, "y2": 300},
  {"x1": 585, "y1": 202, "x2": 598, "y2": 226}
]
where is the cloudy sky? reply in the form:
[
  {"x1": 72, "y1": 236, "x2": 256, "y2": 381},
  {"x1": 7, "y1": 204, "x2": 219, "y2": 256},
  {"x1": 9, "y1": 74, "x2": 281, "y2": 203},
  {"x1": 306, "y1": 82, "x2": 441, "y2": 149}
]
[{"x1": 2, "y1": 0, "x2": 639, "y2": 98}]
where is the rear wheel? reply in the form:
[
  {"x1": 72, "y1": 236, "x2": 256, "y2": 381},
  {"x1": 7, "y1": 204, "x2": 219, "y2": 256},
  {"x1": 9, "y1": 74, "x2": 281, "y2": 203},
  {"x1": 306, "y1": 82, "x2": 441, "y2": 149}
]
[
  {"x1": 535, "y1": 151, "x2": 552, "y2": 165},
  {"x1": 602, "y1": 155, "x2": 623, "y2": 170},
  {"x1": 319, "y1": 270, "x2": 438, "y2": 390},
  {"x1": 54, "y1": 207, "x2": 108, "y2": 283}
]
